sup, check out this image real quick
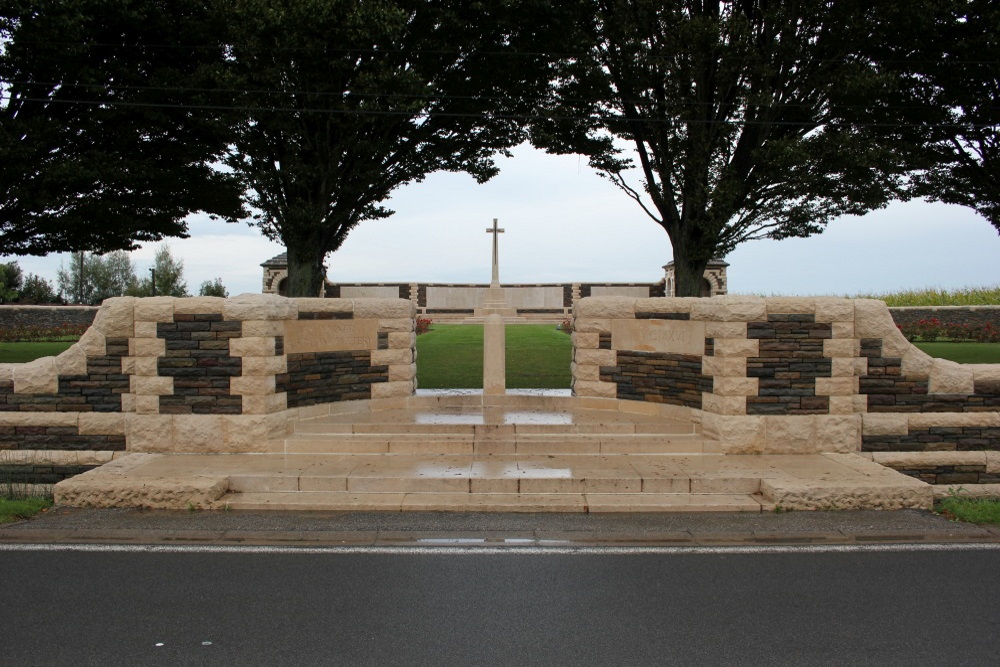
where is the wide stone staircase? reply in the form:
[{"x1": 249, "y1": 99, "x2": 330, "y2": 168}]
[{"x1": 218, "y1": 396, "x2": 777, "y2": 512}]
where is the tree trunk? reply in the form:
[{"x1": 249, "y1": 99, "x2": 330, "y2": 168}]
[
  {"x1": 284, "y1": 241, "x2": 327, "y2": 297},
  {"x1": 670, "y1": 245, "x2": 711, "y2": 298}
]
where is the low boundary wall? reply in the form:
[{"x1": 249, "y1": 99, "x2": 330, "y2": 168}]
[
  {"x1": 0, "y1": 305, "x2": 99, "y2": 331},
  {"x1": 0, "y1": 295, "x2": 416, "y2": 456},
  {"x1": 572, "y1": 297, "x2": 1000, "y2": 455}
]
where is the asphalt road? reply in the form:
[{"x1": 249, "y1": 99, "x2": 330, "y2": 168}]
[{"x1": 3, "y1": 546, "x2": 999, "y2": 666}]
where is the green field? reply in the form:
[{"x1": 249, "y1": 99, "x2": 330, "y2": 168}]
[
  {"x1": 913, "y1": 342, "x2": 1000, "y2": 364},
  {"x1": 416, "y1": 324, "x2": 572, "y2": 389},
  {"x1": 0, "y1": 341, "x2": 75, "y2": 364}
]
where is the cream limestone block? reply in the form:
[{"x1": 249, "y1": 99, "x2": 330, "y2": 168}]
[
  {"x1": 54, "y1": 344, "x2": 88, "y2": 376},
  {"x1": 814, "y1": 415, "x2": 862, "y2": 453},
  {"x1": 0, "y1": 364, "x2": 13, "y2": 382},
  {"x1": 929, "y1": 358, "x2": 974, "y2": 394},
  {"x1": 701, "y1": 414, "x2": 764, "y2": 454},
  {"x1": 129, "y1": 337, "x2": 165, "y2": 358},
  {"x1": 882, "y1": 328, "x2": 915, "y2": 359},
  {"x1": 874, "y1": 451, "x2": 987, "y2": 469},
  {"x1": 823, "y1": 338, "x2": 859, "y2": 359},
  {"x1": 851, "y1": 395, "x2": 869, "y2": 413},
  {"x1": 241, "y1": 393, "x2": 287, "y2": 415},
  {"x1": 575, "y1": 348, "x2": 616, "y2": 366},
  {"x1": 828, "y1": 396, "x2": 857, "y2": 415},
  {"x1": 78, "y1": 413, "x2": 126, "y2": 435},
  {"x1": 13, "y1": 357, "x2": 58, "y2": 394},
  {"x1": 55, "y1": 472, "x2": 228, "y2": 510},
  {"x1": 240, "y1": 356, "x2": 287, "y2": 376},
  {"x1": 574, "y1": 297, "x2": 636, "y2": 319},
  {"x1": 901, "y1": 347, "x2": 934, "y2": 379},
  {"x1": 230, "y1": 375, "x2": 275, "y2": 396},
  {"x1": 574, "y1": 363, "x2": 600, "y2": 382},
  {"x1": 77, "y1": 328, "x2": 107, "y2": 357},
  {"x1": 763, "y1": 416, "x2": 816, "y2": 454},
  {"x1": 574, "y1": 396, "x2": 619, "y2": 411},
  {"x1": 766, "y1": 297, "x2": 816, "y2": 314},
  {"x1": 853, "y1": 299, "x2": 899, "y2": 339},
  {"x1": 388, "y1": 332, "x2": 416, "y2": 349},
  {"x1": 372, "y1": 349, "x2": 413, "y2": 366},
  {"x1": 91, "y1": 297, "x2": 136, "y2": 338},
  {"x1": 230, "y1": 337, "x2": 276, "y2": 357},
  {"x1": 130, "y1": 375, "x2": 173, "y2": 396},
  {"x1": 618, "y1": 399, "x2": 663, "y2": 416},
  {"x1": 862, "y1": 413, "x2": 909, "y2": 436},
  {"x1": 701, "y1": 393, "x2": 746, "y2": 415},
  {"x1": 173, "y1": 296, "x2": 227, "y2": 315},
  {"x1": 124, "y1": 415, "x2": 175, "y2": 451},
  {"x1": 133, "y1": 321, "x2": 159, "y2": 338},
  {"x1": 572, "y1": 332, "x2": 600, "y2": 349},
  {"x1": 243, "y1": 320, "x2": 284, "y2": 337},
  {"x1": 712, "y1": 338, "x2": 759, "y2": 357},
  {"x1": 815, "y1": 377, "x2": 858, "y2": 396},
  {"x1": 354, "y1": 298, "x2": 413, "y2": 319},
  {"x1": 908, "y1": 412, "x2": 1000, "y2": 428},
  {"x1": 0, "y1": 412, "x2": 77, "y2": 427},
  {"x1": 690, "y1": 296, "x2": 766, "y2": 322},
  {"x1": 574, "y1": 318, "x2": 612, "y2": 334},
  {"x1": 969, "y1": 365, "x2": 1000, "y2": 383},
  {"x1": 704, "y1": 321, "x2": 747, "y2": 338},
  {"x1": 222, "y1": 415, "x2": 286, "y2": 451},
  {"x1": 633, "y1": 297, "x2": 692, "y2": 314},
  {"x1": 224, "y1": 293, "x2": 296, "y2": 321},
  {"x1": 134, "y1": 395, "x2": 160, "y2": 415},
  {"x1": 371, "y1": 380, "x2": 414, "y2": 399},
  {"x1": 702, "y1": 356, "x2": 747, "y2": 377},
  {"x1": 573, "y1": 380, "x2": 617, "y2": 398},
  {"x1": 831, "y1": 358, "x2": 860, "y2": 378},
  {"x1": 987, "y1": 452, "x2": 1000, "y2": 474},
  {"x1": 814, "y1": 298, "x2": 856, "y2": 323},
  {"x1": 713, "y1": 377, "x2": 758, "y2": 396},
  {"x1": 378, "y1": 318, "x2": 413, "y2": 333},
  {"x1": 293, "y1": 297, "x2": 354, "y2": 314},
  {"x1": 121, "y1": 393, "x2": 136, "y2": 413},
  {"x1": 133, "y1": 297, "x2": 176, "y2": 322},
  {"x1": 128, "y1": 357, "x2": 159, "y2": 376},
  {"x1": 760, "y1": 476, "x2": 932, "y2": 511},
  {"x1": 830, "y1": 321, "x2": 855, "y2": 339},
  {"x1": 171, "y1": 414, "x2": 225, "y2": 451},
  {"x1": 389, "y1": 364, "x2": 416, "y2": 382}
]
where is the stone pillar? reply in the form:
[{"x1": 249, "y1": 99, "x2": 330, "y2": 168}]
[{"x1": 483, "y1": 314, "x2": 506, "y2": 395}]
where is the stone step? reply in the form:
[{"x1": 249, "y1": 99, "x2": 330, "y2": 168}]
[
  {"x1": 219, "y1": 491, "x2": 771, "y2": 513},
  {"x1": 279, "y1": 434, "x2": 719, "y2": 455},
  {"x1": 292, "y1": 420, "x2": 698, "y2": 436}
]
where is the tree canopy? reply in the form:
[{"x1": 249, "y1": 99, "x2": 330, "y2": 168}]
[
  {"x1": 221, "y1": 0, "x2": 578, "y2": 296},
  {"x1": 532, "y1": 0, "x2": 915, "y2": 296},
  {"x1": 0, "y1": 0, "x2": 244, "y2": 255}
]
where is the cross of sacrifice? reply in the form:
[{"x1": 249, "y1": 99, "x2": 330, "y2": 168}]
[{"x1": 486, "y1": 218, "x2": 504, "y2": 287}]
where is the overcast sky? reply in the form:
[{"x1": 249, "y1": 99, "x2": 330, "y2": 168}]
[{"x1": 6, "y1": 143, "x2": 1000, "y2": 298}]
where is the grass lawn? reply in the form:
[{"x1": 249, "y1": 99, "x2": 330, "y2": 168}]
[
  {"x1": 0, "y1": 341, "x2": 75, "y2": 364},
  {"x1": 935, "y1": 496, "x2": 1000, "y2": 524},
  {"x1": 416, "y1": 324, "x2": 572, "y2": 389},
  {"x1": 0, "y1": 497, "x2": 53, "y2": 525},
  {"x1": 913, "y1": 342, "x2": 1000, "y2": 364}
]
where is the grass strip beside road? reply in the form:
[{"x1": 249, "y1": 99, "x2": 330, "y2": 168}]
[
  {"x1": 0, "y1": 497, "x2": 53, "y2": 525},
  {"x1": 416, "y1": 324, "x2": 572, "y2": 389},
  {"x1": 0, "y1": 341, "x2": 75, "y2": 364},
  {"x1": 936, "y1": 496, "x2": 1000, "y2": 524}
]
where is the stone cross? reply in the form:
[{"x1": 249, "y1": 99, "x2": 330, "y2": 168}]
[{"x1": 486, "y1": 218, "x2": 504, "y2": 287}]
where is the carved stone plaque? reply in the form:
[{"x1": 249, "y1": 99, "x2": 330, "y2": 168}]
[
  {"x1": 611, "y1": 319, "x2": 706, "y2": 356},
  {"x1": 283, "y1": 319, "x2": 378, "y2": 354}
]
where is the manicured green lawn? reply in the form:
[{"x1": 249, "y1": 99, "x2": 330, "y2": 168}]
[
  {"x1": 0, "y1": 341, "x2": 75, "y2": 364},
  {"x1": 416, "y1": 324, "x2": 572, "y2": 389},
  {"x1": 913, "y1": 342, "x2": 1000, "y2": 364}
]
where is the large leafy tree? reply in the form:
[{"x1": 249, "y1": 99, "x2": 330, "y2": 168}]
[
  {"x1": 533, "y1": 1, "x2": 913, "y2": 296},
  {"x1": 221, "y1": 0, "x2": 576, "y2": 296},
  {"x1": 56, "y1": 251, "x2": 137, "y2": 304},
  {"x1": 0, "y1": 0, "x2": 244, "y2": 255}
]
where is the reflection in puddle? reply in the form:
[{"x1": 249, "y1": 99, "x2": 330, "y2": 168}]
[{"x1": 413, "y1": 411, "x2": 574, "y2": 425}]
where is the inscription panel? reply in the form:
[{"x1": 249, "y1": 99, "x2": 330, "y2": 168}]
[
  {"x1": 612, "y1": 319, "x2": 706, "y2": 356},
  {"x1": 284, "y1": 319, "x2": 379, "y2": 354}
]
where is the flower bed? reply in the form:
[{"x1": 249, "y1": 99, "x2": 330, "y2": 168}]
[
  {"x1": 0, "y1": 323, "x2": 89, "y2": 343},
  {"x1": 898, "y1": 318, "x2": 1000, "y2": 343}
]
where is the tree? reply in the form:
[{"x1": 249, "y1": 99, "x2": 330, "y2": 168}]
[
  {"x1": 129, "y1": 244, "x2": 189, "y2": 297},
  {"x1": 221, "y1": 0, "x2": 578, "y2": 296},
  {"x1": 198, "y1": 278, "x2": 229, "y2": 298},
  {"x1": 532, "y1": 1, "x2": 913, "y2": 296},
  {"x1": 0, "y1": 261, "x2": 23, "y2": 303},
  {"x1": 870, "y1": 0, "x2": 1000, "y2": 231},
  {"x1": 18, "y1": 273, "x2": 59, "y2": 304},
  {"x1": 0, "y1": 0, "x2": 245, "y2": 256},
  {"x1": 57, "y1": 251, "x2": 137, "y2": 304}
]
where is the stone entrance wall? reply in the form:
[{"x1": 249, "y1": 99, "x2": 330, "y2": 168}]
[
  {"x1": 0, "y1": 295, "x2": 416, "y2": 456},
  {"x1": 572, "y1": 296, "x2": 1000, "y2": 455}
]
